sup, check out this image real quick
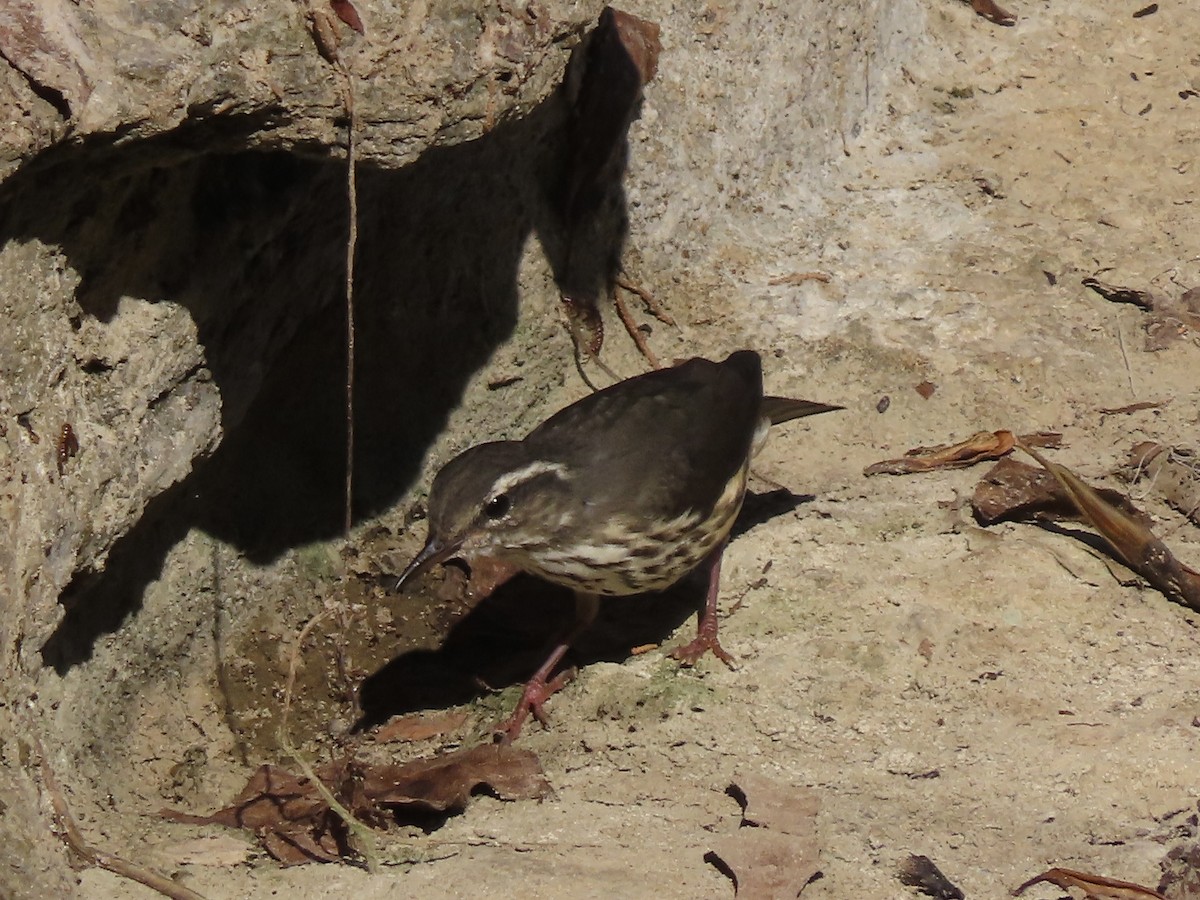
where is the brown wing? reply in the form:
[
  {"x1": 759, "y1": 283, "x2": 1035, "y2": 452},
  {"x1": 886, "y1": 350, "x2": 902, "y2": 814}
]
[{"x1": 525, "y1": 351, "x2": 764, "y2": 521}]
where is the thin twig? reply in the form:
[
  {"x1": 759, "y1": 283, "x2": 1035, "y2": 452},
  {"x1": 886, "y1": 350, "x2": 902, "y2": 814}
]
[
  {"x1": 277, "y1": 608, "x2": 380, "y2": 873},
  {"x1": 1115, "y1": 322, "x2": 1135, "y2": 397},
  {"x1": 34, "y1": 736, "x2": 209, "y2": 900},
  {"x1": 342, "y1": 66, "x2": 357, "y2": 540},
  {"x1": 612, "y1": 287, "x2": 662, "y2": 368}
]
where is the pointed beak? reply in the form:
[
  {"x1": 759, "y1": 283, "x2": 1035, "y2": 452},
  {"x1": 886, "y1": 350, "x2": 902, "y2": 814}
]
[{"x1": 394, "y1": 535, "x2": 462, "y2": 593}]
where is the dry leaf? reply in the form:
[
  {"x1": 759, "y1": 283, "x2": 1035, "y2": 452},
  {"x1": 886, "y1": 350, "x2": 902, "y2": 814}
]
[
  {"x1": 373, "y1": 710, "x2": 470, "y2": 743},
  {"x1": 329, "y1": 0, "x2": 364, "y2": 35},
  {"x1": 1082, "y1": 277, "x2": 1162, "y2": 311},
  {"x1": 970, "y1": 0, "x2": 1017, "y2": 25},
  {"x1": 1083, "y1": 277, "x2": 1200, "y2": 350},
  {"x1": 363, "y1": 743, "x2": 551, "y2": 809},
  {"x1": 898, "y1": 854, "x2": 964, "y2": 899},
  {"x1": 1017, "y1": 442, "x2": 1200, "y2": 611},
  {"x1": 308, "y1": 4, "x2": 341, "y2": 65},
  {"x1": 865, "y1": 430, "x2": 1060, "y2": 476},
  {"x1": 915, "y1": 381, "x2": 937, "y2": 399},
  {"x1": 1099, "y1": 399, "x2": 1171, "y2": 415},
  {"x1": 729, "y1": 773, "x2": 820, "y2": 837},
  {"x1": 1014, "y1": 866, "x2": 1165, "y2": 899},
  {"x1": 709, "y1": 774, "x2": 821, "y2": 899},
  {"x1": 162, "y1": 764, "x2": 352, "y2": 865},
  {"x1": 163, "y1": 744, "x2": 550, "y2": 865},
  {"x1": 972, "y1": 457, "x2": 1147, "y2": 527},
  {"x1": 710, "y1": 831, "x2": 820, "y2": 900}
]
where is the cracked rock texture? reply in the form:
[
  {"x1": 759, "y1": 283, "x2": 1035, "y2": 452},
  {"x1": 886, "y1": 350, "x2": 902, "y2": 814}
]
[{"x1": 8, "y1": 1, "x2": 1193, "y2": 899}]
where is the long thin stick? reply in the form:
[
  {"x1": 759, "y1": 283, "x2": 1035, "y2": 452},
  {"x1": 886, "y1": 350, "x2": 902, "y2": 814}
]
[
  {"x1": 343, "y1": 68, "x2": 358, "y2": 538},
  {"x1": 35, "y1": 737, "x2": 210, "y2": 900}
]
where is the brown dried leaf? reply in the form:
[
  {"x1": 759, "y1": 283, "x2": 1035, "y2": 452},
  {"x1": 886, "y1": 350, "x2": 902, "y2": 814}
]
[
  {"x1": 915, "y1": 380, "x2": 937, "y2": 399},
  {"x1": 865, "y1": 430, "x2": 1061, "y2": 476},
  {"x1": 563, "y1": 7, "x2": 661, "y2": 223},
  {"x1": 973, "y1": 457, "x2": 1148, "y2": 527},
  {"x1": 608, "y1": 7, "x2": 662, "y2": 84},
  {"x1": 308, "y1": 4, "x2": 340, "y2": 65},
  {"x1": 1181, "y1": 286, "x2": 1200, "y2": 314},
  {"x1": 709, "y1": 831, "x2": 820, "y2": 899},
  {"x1": 1014, "y1": 866, "x2": 1166, "y2": 899},
  {"x1": 1017, "y1": 442, "x2": 1200, "y2": 611},
  {"x1": 162, "y1": 744, "x2": 550, "y2": 865},
  {"x1": 364, "y1": 743, "x2": 550, "y2": 810},
  {"x1": 1083, "y1": 277, "x2": 1162, "y2": 311},
  {"x1": 162, "y1": 764, "x2": 350, "y2": 865},
  {"x1": 1099, "y1": 399, "x2": 1172, "y2": 415},
  {"x1": 1082, "y1": 277, "x2": 1200, "y2": 350},
  {"x1": 709, "y1": 775, "x2": 821, "y2": 898},
  {"x1": 330, "y1": 0, "x2": 364, "y2": 35},
  {"x1": 729, "y1": 773, "x2": 819, "y2": 838},
  {"x1": 970, "y1": 0, "x2": 1017, "y2": 25},
  {"x1": 374, "y1": 710, "x2": 470, "y2": 744},
  {"x1": 898, "y1": 854, "x2": 964, "y2": 899}
]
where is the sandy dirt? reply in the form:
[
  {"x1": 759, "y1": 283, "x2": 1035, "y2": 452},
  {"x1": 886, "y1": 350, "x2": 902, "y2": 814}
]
[{"x1": 72, "y1": 1, "x2": 1200, "y2": 898}]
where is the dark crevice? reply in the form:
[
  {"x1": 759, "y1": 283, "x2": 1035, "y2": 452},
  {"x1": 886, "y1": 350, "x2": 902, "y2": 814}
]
[{"x1": 23, "y1": 82, "x2": 586, "y2": 670}]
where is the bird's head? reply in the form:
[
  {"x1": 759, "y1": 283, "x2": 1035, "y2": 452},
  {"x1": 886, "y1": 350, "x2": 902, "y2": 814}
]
[{"x1": 394, "y1": 441, "x2": 575, "y2": 591}]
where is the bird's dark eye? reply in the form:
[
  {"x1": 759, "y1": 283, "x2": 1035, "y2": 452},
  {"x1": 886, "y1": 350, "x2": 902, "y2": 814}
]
[{"x1": 484, "y1": 494, "x2": 510, "y2": 519}]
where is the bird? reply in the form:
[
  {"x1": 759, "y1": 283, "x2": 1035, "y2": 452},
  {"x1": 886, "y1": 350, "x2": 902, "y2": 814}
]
[{"x1": 394, "y1": 349, "x2": 842, "y2": 741}]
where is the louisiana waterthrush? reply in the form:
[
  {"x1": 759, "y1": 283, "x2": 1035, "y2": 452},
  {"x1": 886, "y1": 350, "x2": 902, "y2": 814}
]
[{"x1": 395, "y1": 349, "x2": 841, "y2": 741}]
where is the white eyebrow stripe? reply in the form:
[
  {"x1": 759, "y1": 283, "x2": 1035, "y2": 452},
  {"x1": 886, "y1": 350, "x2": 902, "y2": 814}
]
[{"x1": 488, "y1": 461, "x2": 572, "y2": 498}]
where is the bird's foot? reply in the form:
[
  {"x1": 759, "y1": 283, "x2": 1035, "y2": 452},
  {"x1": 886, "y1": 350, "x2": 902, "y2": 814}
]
[
  {"x1": 670, "y1": 627, "x2": 737, "y2": 670},
  {"x1": 493, "y1": 668, "x2": 577, "y2": 744}
]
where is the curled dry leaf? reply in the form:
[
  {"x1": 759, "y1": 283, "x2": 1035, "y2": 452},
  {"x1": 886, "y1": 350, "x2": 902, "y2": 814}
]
[
  {"x1": 708, "y1": 774, "x2": 821, "y2": 899},
  {"x1": 898, "y1": 854, "x2": 964, "y2": 900},
  {"x1": 1082, "y1": 277, "x2": 1162, "y2": 311},
  {"x1": 373, "y1": 709, "x2": 470, "y2": 743},
  {"x1": 1016, "y1": 442, "x2": 1200, "y2": 611},
  {"x1": 1099, "y1": 399, "x2": 1172, "y2": 416},
  {"x1": 308, "y1": 4, "x2": 341, "y2": 65},
  {"x1": 865, "y1": 430, "x2": 1061, "y2": 476},
  {"x1": 970, "y1": 0, "x2": 1017, "y2": 25},
  {"x1": 330, "y1": 0, "x2": 364, "y2": 35},
  {"x1": 1083, "y1": 277, "x2": 1200, "y2": 350},
  {"x1": 1014, "y1": 866, "x2": 1166, "y2": 899},
  {"x1": 162, "y1": 744, "x2": 550, "y2": 866},
  {"x1": 972, "y1": 457, "x2": 1148, "y2": 527}
]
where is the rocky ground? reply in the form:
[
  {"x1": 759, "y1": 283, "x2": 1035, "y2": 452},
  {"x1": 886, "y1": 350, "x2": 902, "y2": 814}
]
[{"x1": 21, "y1": 0, "x2": 1200, "y2": 897}]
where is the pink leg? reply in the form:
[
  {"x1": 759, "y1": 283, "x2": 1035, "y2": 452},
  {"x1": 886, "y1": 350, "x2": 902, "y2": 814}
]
[
  {"x1": 669, "y1": 541, "x2": 737, "y2": 669},
  {"x1": 495, "y1": 592, "x2": 600, "y2": 743}
]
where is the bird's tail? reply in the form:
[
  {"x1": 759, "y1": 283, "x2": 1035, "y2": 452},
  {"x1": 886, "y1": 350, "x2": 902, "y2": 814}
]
[{"x1": 762, "y1": 396, "x2": 843, "y2": 425}]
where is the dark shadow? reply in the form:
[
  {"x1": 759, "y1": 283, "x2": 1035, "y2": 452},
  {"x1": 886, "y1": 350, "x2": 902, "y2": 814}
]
[
  {"x1": 25, "y1": 20, "x2": 654, "y2": 672},
  {"x1": 354, "y1": 489, "x2": 816, "y2": 729},
  {"x1": 732, "y1": 488, "x2": 810, "y2": 538},
  {"x1": 354, "y1": 573, "x2": 702, "y2": 731},
  {"x1": 27, "y1": 84, "x2": 586, "y2": 669},
  {"x1": 1032, "y1": 521, "x2": 1125, "y2": 560}
]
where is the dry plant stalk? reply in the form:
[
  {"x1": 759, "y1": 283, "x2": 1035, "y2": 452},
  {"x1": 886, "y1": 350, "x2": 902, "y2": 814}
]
[
  {"x1": 34, "y1": 735, "x2": 210, "y2": 900},
  {"x1": 1016, "y1": 440, "x2": 1200, "y2": 610},
  {"x1": 277, "y1": 608, "x2": 380, "y2": 872}
]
